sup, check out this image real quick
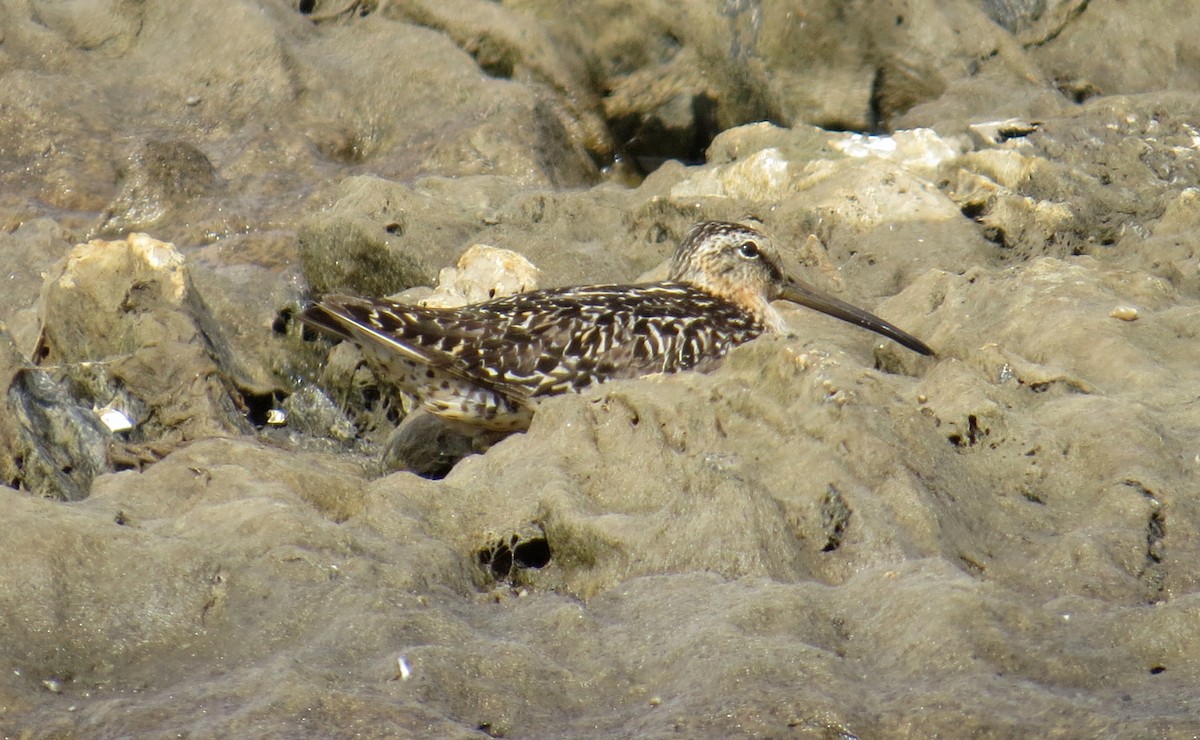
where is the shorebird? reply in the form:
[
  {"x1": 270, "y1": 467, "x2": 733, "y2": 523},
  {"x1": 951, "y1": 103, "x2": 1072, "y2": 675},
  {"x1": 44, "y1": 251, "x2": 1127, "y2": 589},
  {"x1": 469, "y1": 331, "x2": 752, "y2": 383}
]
[{"x1": 300, "y1": 221, "x2": 934, "y2": 433}]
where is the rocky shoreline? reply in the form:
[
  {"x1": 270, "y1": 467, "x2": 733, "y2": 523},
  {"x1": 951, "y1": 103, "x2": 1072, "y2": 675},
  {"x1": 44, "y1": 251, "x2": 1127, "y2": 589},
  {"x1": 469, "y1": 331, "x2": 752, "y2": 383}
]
[{"x1": 3, "y1": 1, "x2": 1200, "y2": 735}]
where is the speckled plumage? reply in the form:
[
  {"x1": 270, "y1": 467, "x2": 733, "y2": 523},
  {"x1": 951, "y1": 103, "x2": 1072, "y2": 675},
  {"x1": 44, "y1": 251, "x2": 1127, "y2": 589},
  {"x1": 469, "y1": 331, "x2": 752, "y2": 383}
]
[{"x1": 301, "y1": 221, "x2": 934, "y2": 431}]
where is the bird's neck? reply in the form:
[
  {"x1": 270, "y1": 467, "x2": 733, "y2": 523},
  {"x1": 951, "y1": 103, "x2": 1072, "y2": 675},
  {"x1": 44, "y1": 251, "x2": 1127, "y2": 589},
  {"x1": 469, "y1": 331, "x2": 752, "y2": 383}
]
[
  {"x1": 746, "y1": 294, "x2": 788, "y2": 334},
  {"x1": 760, "y1": 302, "x2": 789, "y2": 334},
  {"x1": 671, "y1": 281, "x2": 788, "y2": 335}
]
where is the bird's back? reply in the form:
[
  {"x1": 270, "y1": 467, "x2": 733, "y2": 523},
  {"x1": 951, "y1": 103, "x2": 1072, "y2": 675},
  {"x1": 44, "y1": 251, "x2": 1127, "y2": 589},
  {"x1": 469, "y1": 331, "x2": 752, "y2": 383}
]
[
  {"x1": 453, "y1": 282, "x2": 765, "y2": 395},
  {"x1": 302, "y1": 282, "x2": 764, "y2": 428}
]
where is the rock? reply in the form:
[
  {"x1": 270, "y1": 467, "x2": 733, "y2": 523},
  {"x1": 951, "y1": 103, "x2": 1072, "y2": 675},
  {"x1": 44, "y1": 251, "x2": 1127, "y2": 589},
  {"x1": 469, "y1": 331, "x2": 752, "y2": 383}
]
[
  {"x1": 298, "y1": 174, "x2": 648, "y2": 297},
  {"x1": 0, "y1": 219, "x2": 76, "y2": 355},
  {"x1": 280, "y1": 385, "x2": 357, "y2": 443},
  {"x1": 364, "y1": 0, "x2": 612, "y2": 158},
  {"x1": 826, "y1": 127, "x2": 966, "y2": 176},
  {"x1": 419, "y1": 244, "x2": 541, "y2": 308},
  {"x1": 93, "y1": 139, "x2": 220, "y2": 238},
  {"x1": 298, "y1": 210, "x2": 435, "y2": 298},
  {"x1": 3, "y1": 0, "x2": 1200, "y2": 734},
  {"x1": 669, "y1": 147, "x2": 797, "y2": 201},
  {"x1": 30, "y1": 0, "x2": 143, "y2": 53},
  {"x1": 946, "y1": 94, "x2": 1200, "y2": 259},
  {"x1": 35, "y1": 234, "x2": 252, "y2": 453},
  {"x1": 0, "y1": 330, "x2": 112, "y2": 501},
  {"x1": 381, "y1": 410, "x2": 479, "y2": 480}
]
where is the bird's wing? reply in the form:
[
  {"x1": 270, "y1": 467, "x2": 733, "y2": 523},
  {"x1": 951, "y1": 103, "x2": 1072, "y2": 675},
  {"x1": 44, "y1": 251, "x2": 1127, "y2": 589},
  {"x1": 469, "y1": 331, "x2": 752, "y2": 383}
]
[
  {"x1": 300, "y1": 294, "x2": 538, "y2": 399},
  {"x1": 302, "y1": 286, "x2": 761, "y2": 401},
  {"x1": 451, "y1": 285, "x2": 761, "y2": 396}
]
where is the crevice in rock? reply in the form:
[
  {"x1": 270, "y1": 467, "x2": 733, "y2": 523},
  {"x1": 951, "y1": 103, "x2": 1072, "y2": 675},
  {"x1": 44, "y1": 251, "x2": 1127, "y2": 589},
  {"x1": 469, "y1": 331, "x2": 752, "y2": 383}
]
[
  {"x1": 608, "y1": 92, "x2": 721, "y2": 175},
  {"x1": 820, "y1": 484, "x2": 852, "y2": 553},
  {"x1": 948, "y1": 414, "x2": 987, "y2": 448},
  {"x1": 478, "y1": 525, "x2": 553, "y2": 582},
  {"x1": 242, "y1": 391, "x2": 279, "y2": 429},
  {"x1": 1122, "y1": 478, "x2": 1167, "y2": 602}
]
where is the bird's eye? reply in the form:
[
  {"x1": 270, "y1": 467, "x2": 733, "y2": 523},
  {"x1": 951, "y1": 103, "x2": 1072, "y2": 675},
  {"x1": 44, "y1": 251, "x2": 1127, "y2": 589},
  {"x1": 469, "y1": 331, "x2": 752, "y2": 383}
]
[{"x1": 738, "y1": 241, "x2": 760, "y2": 259}]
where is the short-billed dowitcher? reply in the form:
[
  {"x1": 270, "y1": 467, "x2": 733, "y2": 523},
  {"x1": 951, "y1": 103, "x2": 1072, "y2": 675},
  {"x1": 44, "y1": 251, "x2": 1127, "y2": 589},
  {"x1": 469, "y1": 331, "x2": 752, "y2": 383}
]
[{"x1": 301, "y1": 221, "x2": 934, "y2": 432}]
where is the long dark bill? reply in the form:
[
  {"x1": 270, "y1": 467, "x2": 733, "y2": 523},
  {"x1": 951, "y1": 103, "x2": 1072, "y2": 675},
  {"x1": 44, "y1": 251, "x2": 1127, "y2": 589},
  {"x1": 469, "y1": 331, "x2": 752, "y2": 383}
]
[{"x1": 778, "y1": 279, "x2": 935, "y2": 356}]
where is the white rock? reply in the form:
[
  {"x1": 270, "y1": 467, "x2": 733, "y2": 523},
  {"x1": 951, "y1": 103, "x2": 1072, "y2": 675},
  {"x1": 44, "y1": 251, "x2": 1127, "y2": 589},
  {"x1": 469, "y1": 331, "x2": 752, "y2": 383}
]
[
  {"x1": 419, "y1": 244, "x2": 541, "y2": 308},
  {"x1": 669, "y1": 148, "x2": 796, "y2": 201}
]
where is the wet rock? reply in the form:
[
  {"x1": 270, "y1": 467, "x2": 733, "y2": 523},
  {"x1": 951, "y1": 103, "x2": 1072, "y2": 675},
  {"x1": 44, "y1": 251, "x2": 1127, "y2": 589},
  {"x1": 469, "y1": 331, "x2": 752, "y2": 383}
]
[
  {"x1": 1118, "y1": 186, "x2": 1200, "y2": 295},
  {"x1": 280, "y1": 384, "x2": 357, "y2": 443},
  {"x1": 298, "y1": 209, "x2": 434, "y2": 299},
  {"x1": 827, "y1": 127, "x2": 965, "y2": 176},
  {"x1": 4, "y1": 0, "x2": 1200, "y2": 735},
  {"x1": 30, "y1": 0, "x2": 143, "y2": 53},
  {"x1": 0, "y1": 219, "x2": 76, "y2": 355},
  {"x1": 383, "y1": 339, "x2": 928, "y2": 598},
  {"x1": 539, "y1": 0, "x2": 1050, "y2": 150},
  {"x1": 981, "y1": 0, "x2": 1051, "y2": 34},
  {"x1": 0, "y1": 331, "x2": 111, "y2": 501},
  {"x1": 381, "y1": 410, "x2": 478, "y2": 480},
  {"x1": 35, "y1": 234, "x2": 252, "y2": 454},
  {"x1": 1026, "y1": 1, "x2": 1200, "y2": 95},
  {"x1": 947, "y1": 95, "x2": 1200, "y2": 260},
  {"x1": 704, "y1": 121, "x2": 834, "y2": 166},
  {"x1": 2, "y1": 0, "x2": 600, "y2": 252},
  {"x1": 296, "y1": 338, "x2": 395, "y2": 447},
  {"x1": 668, "y1": 147, "x2": 798, "y2": 201},
  {"x1": 185, "y1": 256, "x2": 308, "y2": 400},
  {"x1": 0, "y1": 71, "x2": 121, "y2": 221},
  {"x1": 369, "y1": 0, "x2": 612, "y2": 159},
  {"x1": 94, "y1": 140, "x2": 220, "y2": 238},
  {"x1": 298, "y1": 174, "x2": 647, "y2": 297},
  {"x1": 476, "y1": 521, "x2": 553, "y2": 583},
  {"x1": 658, "y1": 123, "x2": 993, "y2": 303},
  {"x1": 296, "y1": 18, "x2": 598, "y2": 186},
  {"x1": 0, "y1": 437, "x2": 466, "y2": 731}
]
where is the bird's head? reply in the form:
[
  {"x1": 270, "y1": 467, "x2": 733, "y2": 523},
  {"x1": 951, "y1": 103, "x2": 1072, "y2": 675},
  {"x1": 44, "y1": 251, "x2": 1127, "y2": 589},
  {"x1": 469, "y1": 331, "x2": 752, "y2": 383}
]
[{"x1": 669, "y1": 221, "x2": 934, "y2": 356}]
